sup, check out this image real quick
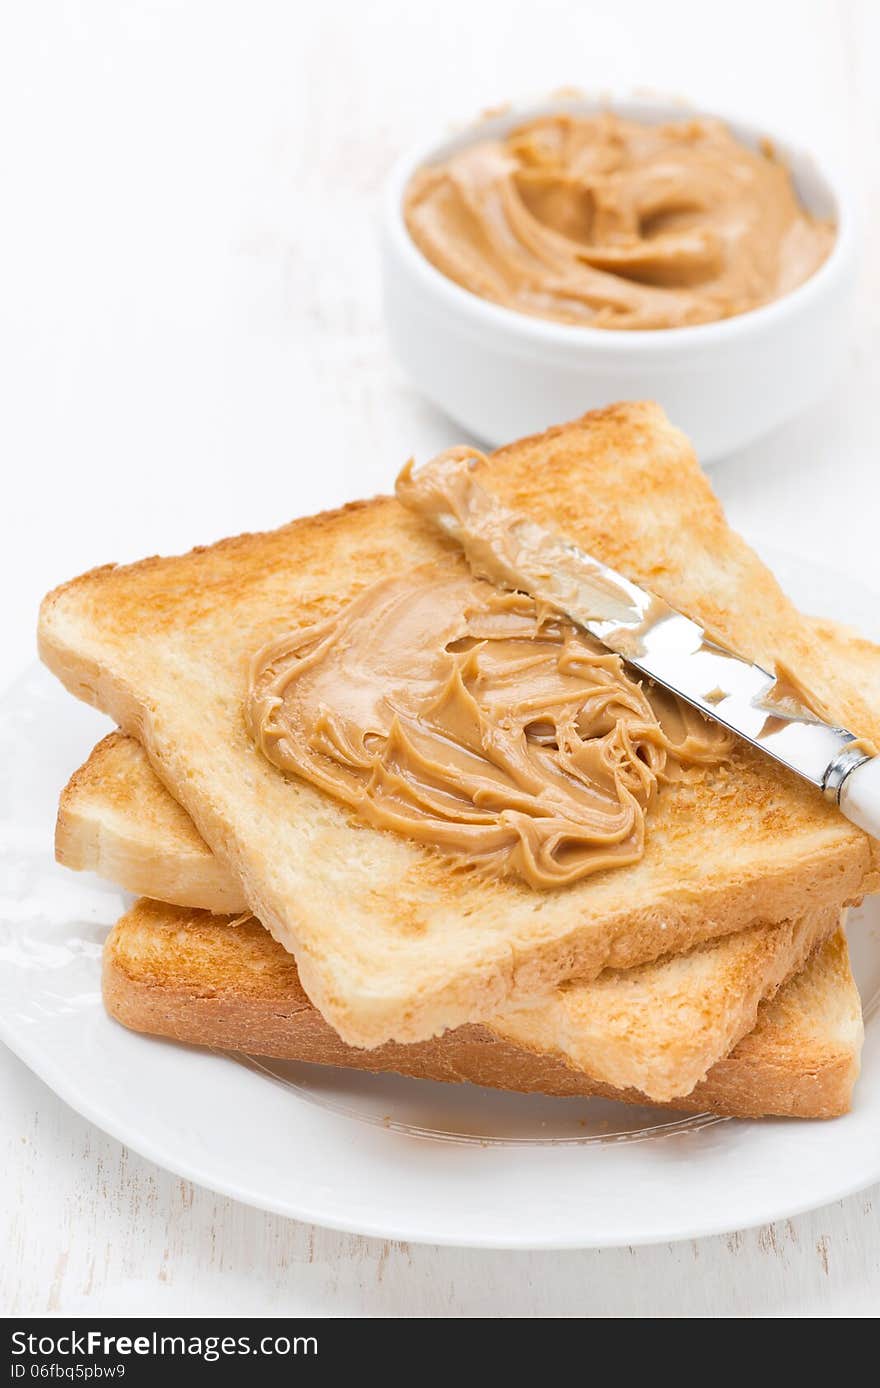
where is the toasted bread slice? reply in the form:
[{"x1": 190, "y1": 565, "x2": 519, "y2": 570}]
[
  {"x1": 57, "y1": 733, "x2": 246, "y2": 914},
  {"x1": 39, "y1": 404, "x2": 880, "y2": 1046},
  {"x1": 104, "y1": 902, "x2": 862, "y2": 1119},
  {"x1": 59, "y1": 731, "x2": 841, "y2": 1098}
]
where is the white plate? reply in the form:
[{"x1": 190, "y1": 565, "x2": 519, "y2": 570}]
[{"x1": 2, "y1": 548, "x2": 879, "y2": 1249}]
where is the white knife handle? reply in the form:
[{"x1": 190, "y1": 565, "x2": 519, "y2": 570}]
[{"x1": 839, "y1": 756, "x2": 880, "y2": 839}]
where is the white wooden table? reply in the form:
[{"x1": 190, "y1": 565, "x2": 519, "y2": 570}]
[{"x1": 2, "y1": 0, "x2": 879, "y2": 1316}]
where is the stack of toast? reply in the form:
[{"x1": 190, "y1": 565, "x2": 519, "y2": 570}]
[{"x1": 39, "y1": 403, "x2": 880, "y2": 1119}]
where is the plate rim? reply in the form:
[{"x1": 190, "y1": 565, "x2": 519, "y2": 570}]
[{"x1": 3, "y1": 1011, "x2": 879, "y2": 1250}]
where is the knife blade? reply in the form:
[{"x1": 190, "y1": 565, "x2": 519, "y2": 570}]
[{"x1": 397, "y1": 452, "x2": 880, "y2": 839}]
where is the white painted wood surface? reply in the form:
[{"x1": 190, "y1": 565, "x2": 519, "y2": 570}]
[{"x1": 1, "y1": 0, "x2": 879, "y2": 1316}]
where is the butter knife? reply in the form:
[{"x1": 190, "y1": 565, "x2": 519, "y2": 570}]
[{"x1": 397, "y1": 454, "x2": 880, "y2": 839}]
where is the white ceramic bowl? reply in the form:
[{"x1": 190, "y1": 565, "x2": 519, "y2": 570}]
[{"x1": 381, "y1": 97, "x2": 855, "y2": 463}]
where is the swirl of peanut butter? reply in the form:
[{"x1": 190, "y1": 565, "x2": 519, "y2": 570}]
[
  {"x1": 246, "y1": 565, "x2": 731, "y2": 888},
  {"x1": 404, "y1": 112, "x2": 834, "y2": 329}
]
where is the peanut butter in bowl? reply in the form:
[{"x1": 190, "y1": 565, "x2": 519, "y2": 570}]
[{"x1": 403, "y1": 112, "x2": 835, "y2": 330}]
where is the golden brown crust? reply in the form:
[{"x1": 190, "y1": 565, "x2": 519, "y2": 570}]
[
  {"x1": 62, "y1": 734, "x2": 844, "y2": 1099},
  {"x1": 39, "y1": 403, "x2": 880, "y2": 1046},
  {"x1": 103, "y1": 903, "x2": 861, "y2": 1120}
]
